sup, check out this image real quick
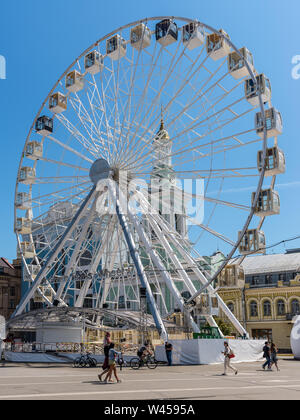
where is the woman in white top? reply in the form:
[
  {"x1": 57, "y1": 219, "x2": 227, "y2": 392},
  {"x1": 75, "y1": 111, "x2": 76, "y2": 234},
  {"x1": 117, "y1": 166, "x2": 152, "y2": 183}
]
[{"x1": 222, "y1": 341, "x2": 238, "y2": 376}]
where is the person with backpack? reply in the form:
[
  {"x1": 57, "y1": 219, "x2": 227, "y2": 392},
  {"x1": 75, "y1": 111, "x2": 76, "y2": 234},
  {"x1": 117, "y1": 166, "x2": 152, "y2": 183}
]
[
  {"x1": 137, "y1": 341, "x2": 152, "y2": 363},
  {"x1": 221, "y1": 341, "x2": 238, "y2": 376},
  {"x1": 262, "y1": 341, "x2": 271, "y2": 370}
]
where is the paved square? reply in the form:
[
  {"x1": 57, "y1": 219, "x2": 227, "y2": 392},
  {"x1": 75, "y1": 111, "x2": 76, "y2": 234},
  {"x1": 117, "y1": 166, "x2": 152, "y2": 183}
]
[{"x1": 0, "y1": 357, "x2": 299, "y2": 400}]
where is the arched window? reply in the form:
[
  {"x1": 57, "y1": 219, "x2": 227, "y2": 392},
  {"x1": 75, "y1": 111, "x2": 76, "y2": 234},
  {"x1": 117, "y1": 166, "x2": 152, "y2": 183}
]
[
  {"x1": 250, "y1": 300, "x2": 258, "y2": 317},
  {"x1": 277, "y1": 299, "x2": 285, "y2": 315},
  {"x1": 227, "y1": 302, "x2": 234, "y2": 313},
  {"x1": 291, "y1": 299, "x2": 300, "y2": 315},
  {"x1": 263, "y1": 300, "x2": 272, "y2": 316}
]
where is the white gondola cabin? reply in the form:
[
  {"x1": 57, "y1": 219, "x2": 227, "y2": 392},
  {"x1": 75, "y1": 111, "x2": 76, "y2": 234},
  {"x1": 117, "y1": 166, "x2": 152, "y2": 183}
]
[
  {"x1": 257, "y1": 146, "x2": 286, "y2": 177},
  {"x1": 19, "y1": 167, "x2": 36, "y2": 184},
  {"x1": 182, "y1": 22, "x2": 205, "y2": 51},
  {"x1": 130, "y1": 23, "x2": 151, "y2": 50},
  {"x1": 228, "y1": 47, "x2": 254, "y2": 79},
  {"x1": 25, "y1": 141, "x2": 43, "y2": 160},
  {"x1": 33, "y1": 286, "x2": 52, "y2": 303},
  {"x1": 106, "y1": 34, "x2": 126, "y2": 60},
  {"x1": 66, "y1": 70, "x2": 84, "y2": 93},
  {"x1": 35, "y1": 116, "x2": 53, "y2": 136},
  {"x1": 15, "y1": 192, "x2": 31, "y2": 210},
  {"x1": 255, "y1": 107, "x2": 283, "y2": 139},
  {"x1": 15, "y1": 217, "x2": 31, "y2": 234},
  {"x1": 194, "y1": 292, "x2": 219, "y2": 317},
  {"x1": 49, "y1": 92, "x2": 67, "y2": 113},
  {"x1": 245, "y1": 74, "x2": 271, "y2": 106},
  {"x1": 24, "y1": 264, "x2": 40, "y2": 281},
  {"x1": 155, "y1": 19, "x2": 178, "y2": 47},
  {"x1": 84, "y1": 50, "x2": 104, "y2": 74},
  {"x1": 19, "y1": 242, "x2": 35, "y2": 259},
  {"x1": 206, "y1": 29, "x2": 231, "y2": 60},
  {"x1": 252, "y1": 188, "x2": 280, "y2": 217},
  {"x1": 217, "y1": 264, "x2": 245, "y2": 288},
  {"x1": 238, "y1": 229, "x2": 266, "y2": 255}
]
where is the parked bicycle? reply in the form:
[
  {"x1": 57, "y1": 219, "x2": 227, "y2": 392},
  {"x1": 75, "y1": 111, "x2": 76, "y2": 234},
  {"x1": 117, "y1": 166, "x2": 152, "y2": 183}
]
[
  {"x1": 73, "y1": 352, "x2": 98, "y2": 368},
  {"x1": 130, "y1": 353, "x2": 158, "y2": 370}
]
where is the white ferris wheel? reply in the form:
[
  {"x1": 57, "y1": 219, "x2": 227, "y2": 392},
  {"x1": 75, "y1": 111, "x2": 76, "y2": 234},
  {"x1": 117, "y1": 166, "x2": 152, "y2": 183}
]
[{"x1": 12, "y1": 17, "x2": 284, "y2": 340}]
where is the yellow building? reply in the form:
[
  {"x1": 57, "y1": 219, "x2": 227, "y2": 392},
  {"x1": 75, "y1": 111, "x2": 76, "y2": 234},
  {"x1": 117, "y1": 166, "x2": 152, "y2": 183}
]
[{"x1": 218, "y1": 249, "x2": 300, "y2": 352}]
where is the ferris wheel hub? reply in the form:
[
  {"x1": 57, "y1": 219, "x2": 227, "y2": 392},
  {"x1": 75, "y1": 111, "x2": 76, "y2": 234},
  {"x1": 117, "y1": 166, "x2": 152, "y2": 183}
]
[{"x1": 89, "y1": 158, "x2": 112, "y2": 185}]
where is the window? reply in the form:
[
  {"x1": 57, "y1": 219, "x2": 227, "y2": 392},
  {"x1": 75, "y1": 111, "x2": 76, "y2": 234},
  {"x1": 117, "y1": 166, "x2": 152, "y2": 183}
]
[
  {"x1": 278, "y1": 273, "x2": 286, "y2": 282},
  {"x1": 291, "y1": 299, "x2": 300, "y2": 315},
  {"x1": 227, "y1": 302, "x2": 234, "y2": 313},
  {"x1": 265, "y1": 275, "x2": 272, "y2": 285},
  {"x1": 252, "y1": 329, "x2": 272, "y2": 341},
  {"x1": 251, "y1": 276, "x2": 260, "y2": 286},
  {"x1": 9, "y1": 300, "x2": 15, "y2": 309},
  {"x1": 250, "y1": 301, "x2": 258, "y2": 317},
  {"x1": 277, "y1": 299, "x2": 285, "y2": 315},
  {"x1": 263, "y1": 300, "x2": 272, "y2": 316},
  {"x1": 10, "y1": 287, "x2": 15, "y2": 297}
]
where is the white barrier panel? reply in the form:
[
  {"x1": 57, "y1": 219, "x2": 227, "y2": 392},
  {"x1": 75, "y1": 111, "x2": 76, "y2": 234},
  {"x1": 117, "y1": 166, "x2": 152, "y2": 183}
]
[{"x1": 155, "y1": 339, "x2": 265, "y2": 365}]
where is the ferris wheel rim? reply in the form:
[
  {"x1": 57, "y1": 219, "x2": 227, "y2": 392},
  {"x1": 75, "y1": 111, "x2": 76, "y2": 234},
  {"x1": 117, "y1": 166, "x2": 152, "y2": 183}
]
[{"x1": 14, "y1": 16, "x2": 272, "y2": 316}]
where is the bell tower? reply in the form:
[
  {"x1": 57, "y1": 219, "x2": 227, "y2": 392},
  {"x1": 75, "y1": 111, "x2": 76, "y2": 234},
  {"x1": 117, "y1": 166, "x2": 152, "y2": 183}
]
[{"x1": 150, "y1": 112, "x2": 187, "y2": 239}]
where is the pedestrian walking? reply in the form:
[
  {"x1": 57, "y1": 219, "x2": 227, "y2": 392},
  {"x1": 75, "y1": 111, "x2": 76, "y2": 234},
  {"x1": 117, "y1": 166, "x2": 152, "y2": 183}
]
[
  {"x1": 221, "y1": 341, "x2": 238, "y2": 376},
  {"x1": 165, "y1": 341, "x2": 173, "y2": 366},
  {"x1": 262, "y1": 341, "x2": 271, "y2": 370},
  {"x1": 103, "y1": 343, "x2": 122, "y2": 384},
  {"x1": 98, "y1": 342, "x2": 113, "y2": 382},
  {"x1": 270, "y1": 342, "x2": 280, "y2": 371}
]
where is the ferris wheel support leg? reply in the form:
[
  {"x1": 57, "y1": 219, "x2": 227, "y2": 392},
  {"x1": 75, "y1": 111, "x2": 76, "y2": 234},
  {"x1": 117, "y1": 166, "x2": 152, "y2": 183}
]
[
  {"x1": 75, "y1": 215, "x2": 116, "y2": 308},
  {"x1": 54, "y1": 192, "x2": 101, "y2": 303},
  {"x1": 11, "y1": 186, "x2": 97, "y2": 318},
  {"x1": 107, "y1": 181, "x2": 168, "y2": 342},
  {"x1": 136, "y1": 191, "x2": 248, "y2": 338},
  {"x1": 121, "y1": 198, "x2": 200, "y2": 334}
]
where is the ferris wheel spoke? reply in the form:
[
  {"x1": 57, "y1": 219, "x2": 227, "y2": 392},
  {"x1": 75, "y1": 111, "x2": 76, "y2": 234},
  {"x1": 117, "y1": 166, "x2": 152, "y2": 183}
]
[
  {"x1": 30, "y1": 184, "x2": 91, "y2": 211},
  {"x1": 34, "y1": 156, "x2": 89, "y2": 172},
  {"x1": 121, "y1": 34, "x2": 214, "y2": 163},
  {"x1": 119, "y1": 38, "x2": 186, "y2": 164},
  {"x1": 55, "y1": 104, "x2": 101, "y2": 159},
  {"x1": 114, "y1": 42, "x2": 147, "y2": 166},
  {"x1": 121, "y1": 53, "x2": 228, "y2": 166},
  {"x1": 127, "y1": 104, "x2": 257, "y2": 174},
  {"x1": 32, "y1": 175, "x2": 89, "y2": 184},
  {"x1": 46, "y1": 134, "x2": 94, "y2": 163}
]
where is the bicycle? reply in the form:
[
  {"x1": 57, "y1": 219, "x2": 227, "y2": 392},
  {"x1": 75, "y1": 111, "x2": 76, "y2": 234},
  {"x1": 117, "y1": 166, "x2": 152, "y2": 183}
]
[
  {"x1": 73, "y1": 352, "x2": 97, "y2": 368},
  {"x1": 130, "y1": 353, "x2": 158, "y2": 370}
]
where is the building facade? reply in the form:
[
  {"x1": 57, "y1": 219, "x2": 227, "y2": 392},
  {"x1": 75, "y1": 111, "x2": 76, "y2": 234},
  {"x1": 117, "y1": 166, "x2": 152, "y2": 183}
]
[
  {"x1": 218, "y1": 249, "x2": 300, "y2": 351},
  {"x1": 0, "y1": 258, "x2": 22, "y2": 320}
]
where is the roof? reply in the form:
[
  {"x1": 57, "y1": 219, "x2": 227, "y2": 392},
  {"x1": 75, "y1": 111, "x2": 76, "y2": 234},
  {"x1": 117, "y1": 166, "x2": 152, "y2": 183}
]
[
  {"x1": 241, "y1": 252, "x2": 300, "y2": 275},
  {"x1": 0, "y1": 258, "x2": 14, "y2": 270}
]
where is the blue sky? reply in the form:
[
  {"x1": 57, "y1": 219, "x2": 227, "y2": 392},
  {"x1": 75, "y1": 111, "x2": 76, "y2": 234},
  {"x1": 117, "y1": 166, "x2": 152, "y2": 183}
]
[{"x1": 0, "y1": 0, "x2": 300, "y2": 261}]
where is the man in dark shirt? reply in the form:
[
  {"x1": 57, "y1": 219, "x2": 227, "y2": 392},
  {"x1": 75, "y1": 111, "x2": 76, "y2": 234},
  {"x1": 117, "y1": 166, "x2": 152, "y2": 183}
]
[
  {"x1": 165, "y1": 341, "x2": 173, "y2": 366},
  {"x1": 262, "y1": 341, "x2": 271, "y2": 370}
]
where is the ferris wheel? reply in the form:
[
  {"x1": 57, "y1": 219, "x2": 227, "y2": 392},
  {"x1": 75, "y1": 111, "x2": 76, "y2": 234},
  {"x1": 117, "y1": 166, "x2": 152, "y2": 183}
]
[{"x1": 12, "y1": 17, "x2": 284, "y2": 340}]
